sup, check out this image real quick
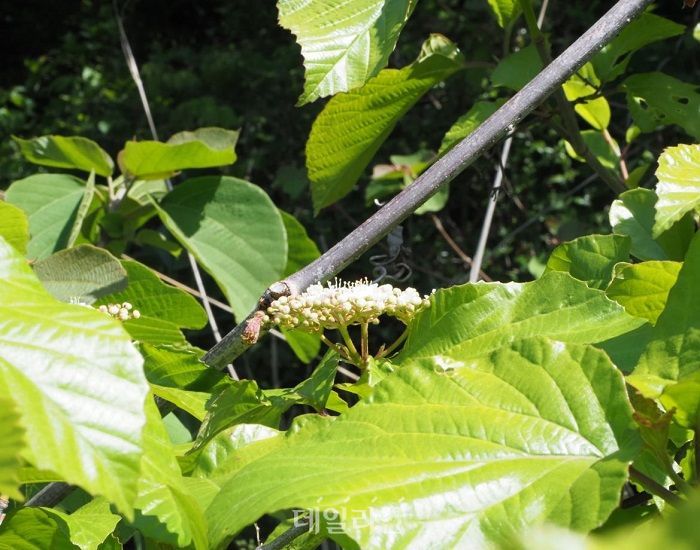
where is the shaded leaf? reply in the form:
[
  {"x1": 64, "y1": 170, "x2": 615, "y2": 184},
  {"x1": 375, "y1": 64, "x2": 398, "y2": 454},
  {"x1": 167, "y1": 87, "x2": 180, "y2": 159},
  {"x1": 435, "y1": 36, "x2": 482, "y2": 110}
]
[
  {"x1": 491, "y1": 44, "x2": 542, "y2": 90},
  {"x1": 156, "y1": 176, "x2": 286, "y2": 320},
  {"x1": 281, "y1": 210, "x2": 320, "y2": 277},
  {"x1": 0, "y1": 201, "x2": 29, "y2": 255},
  {"x1": 623, "y1": 73, "x2": 700, "y2": 140},
  {"x1": 121, "y1": 127, "x2": 239, "y2": 180},
  {"x1": 398, "y1": 271, "x2": 643, "y2": 362},
  {"x1": 592, "y1": 13, "x2": 685, "y2": 82},
  {"x1": 0, "y1": 508, "x2": 75, "y2": 549},
  {"x1": 12, "y1": 134, "x2": 113, "y2": 177},
  {"x1": 545, "y1": 234, "x2": 631, "y2": 289},
  {"x1": 652, "y1": 143, "x2": 700, "y2": 237},
  {"x1": 281, "y1": 327, "x2": 322, "y2": 364},
  {"x1": 138, "y1": 343, "x2": 226, "y2": 392},
  {"x1": 33, "y1": 245, "x2": 127, "y2": 304},
  {"x1": 0, "y1": 237, "x2": 148, "y2": 515},
  {"x1": 46, "y1": 497, "x2": 121, "y2": 550},
  {"x1": 5, "y1": 174, "x2": 87, "y2": 260},
  {"x1": 278, "y1": 0, "x2": 417, "y2": 104},
  {"x1": 207, "y1": 338, "x2": 639, "y2": 549},
  {"x1": 293, "y1": 349, "x2": 339, "y2": 411},
  {"x1": 606, "y1": 261, "x2": 681, "y2": 325},
  {"x1": 609, "y1": 188, "x2": 695, "y2": 261},
  {"x1": 564, "y1": 130, "x2": 620, "y2": 171},
  {"x1": 307, "y1": 35, "x2": 464, "y2": 211}
]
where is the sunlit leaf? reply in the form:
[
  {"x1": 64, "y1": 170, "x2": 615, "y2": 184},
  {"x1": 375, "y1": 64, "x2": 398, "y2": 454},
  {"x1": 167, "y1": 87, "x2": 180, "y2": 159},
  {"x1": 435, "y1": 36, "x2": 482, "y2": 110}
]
[
  {"x1": 307, "y1": 35, "x2": 464, "y2": 211},
  {"x1": 0, "y1": 397, "x2": 24, "y2": 500},
  {"x1": 0, "y1": 201, "x2": 29, "y2": 255},
  {"x1": 652, "y1": 143, "x2": 700, "y2": 237},
  {"x1": 439, "y1": 100, "x2": 504, "y2": 155},
  {"x1": 0, "y1": 237, "x2": 148, "y2": 515},
  {"x1": 207, "y1": 338, "x2": 639, "y2": 549},
  {"x1": 486, "y1": 0, "x2": 521, "y2": 28},
  {"x1": 12, "y1": 134, "x2": 113, "y2": 176},
  {"x1": 278, "y1": 0, "x2": 417, "y2": 104}
]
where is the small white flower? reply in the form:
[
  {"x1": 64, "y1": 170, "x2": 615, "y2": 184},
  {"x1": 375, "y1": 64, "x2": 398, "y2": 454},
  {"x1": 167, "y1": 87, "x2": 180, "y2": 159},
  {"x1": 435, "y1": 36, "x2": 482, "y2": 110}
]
[
  {"x1": 267, "y1": 278, "x2": 431, "y2": 333},
  {"x1": 97, "y1": 302, "x2": 142, "y2": 322}
]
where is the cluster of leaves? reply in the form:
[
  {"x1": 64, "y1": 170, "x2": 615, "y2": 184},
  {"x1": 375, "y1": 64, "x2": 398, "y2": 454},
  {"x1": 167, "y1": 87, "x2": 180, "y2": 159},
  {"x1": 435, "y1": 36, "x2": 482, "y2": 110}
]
[{"x1": 0, "y1": 0, "x2": 699, "y2": 549}]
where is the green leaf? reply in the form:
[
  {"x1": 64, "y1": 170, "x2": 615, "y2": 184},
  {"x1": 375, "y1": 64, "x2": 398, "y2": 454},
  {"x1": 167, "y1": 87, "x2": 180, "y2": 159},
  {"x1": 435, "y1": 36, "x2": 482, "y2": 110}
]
[
  {"x1": 133, "y1": 398, "x2": 208, "y2": 549},
  {"x1": 0, "y1": 508, "x2": 75, "y2": 549},
  {"x1": 280, "y1": 210, "x2": 320, "y2": 277},
  {"x1": 33, "y1": 245, "x2": 127, "y2": 304},
  {"x1": 628, "y1": 233, "x2": 700, "y2": 427},
  {"x1": 293, "y1": 350, "x2": 339, "y2": 411},
  {"x1": 592, "y1": 12, "x2": 684, "y2": 82},
  {"x1": 0, "y1": 237, "x2": 148, "y2": 515},
  {"x1": 281, "y1": 327, "x2": 322, "y2": 364},
  {"x1": 192, "y1": 381, "x2": 285, "y2": 455},
  {"x1": 564, "y1": 130, "x2": 620, "y2": 171},
  {"x1": 67, "y1": 171, "x2": 95, "y2": 248},
  {"x1": 562, "y1": 63, "x2": 610, "y2": 130},
  {"x1": 609, "y1": 188, "x2": 695, "y2": 261},
  {"x1": 439, "y1": 100, "x2": 504, "y2": 155},
  {"x1": 0, "y1": 397, "x2": 25, "y2": 500},
  {"x1": 652, "y1": 143, "x2": 700, "y2": 237},
  {"x1": 622, "y1": 73, "x2": 700, "y2": 140},
  {"x1": 278, "y1": 0, "x2": 417, "y2": 104},
  {"x1": 491, "y1": 44, "x2": 542, "y2": 90},
  {"x1": 486, "y1": 0, "x2": 521, "y2": 28},
  {"x1": 156, "y1": 176, "x2": 286, "y2": 320},
  {"x1": 151, "y1": 384, "x2": 209, "y2": 421},
  {"x1": 206, "y1": 338, "x2": 639, "y2": 549},
  {"x1": 0, "y1": 202, "x2": 29, "y2": 254},
  {"x1": 139, "y1": 343, "x2": 226, "y2": 392},
  {"x1": 97, "y1": 259, "x2": 206, "y2": 329},
  {"x1": 307, "y1": 35, "x2": 464, "y2": 211},
  {"x1": 12, "y1": 135, "x2": 114, "y2": 177},
  {"x1": 606, "y1": 261, "x2": 681, "y2": 325},
  {"x1": 5, "y1": 174, "x2": 88, "y2": 260},
  {"x1": 45, "y1": 497, "x2": 121, "y2": 550},
  {"x1": 545, "y1": 234, "x2": 631, "y2": 289},
  {"x1": 397, "y1": 272, "x2": 643, "y2": 363},
  {"x1": 121, "y1": 127, "x2": 239, "y2": 180}
]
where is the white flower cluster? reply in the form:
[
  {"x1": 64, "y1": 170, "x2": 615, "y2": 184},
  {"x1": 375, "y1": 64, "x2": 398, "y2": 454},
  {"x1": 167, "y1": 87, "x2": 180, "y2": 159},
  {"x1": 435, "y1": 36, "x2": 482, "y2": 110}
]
[
  {"x1": 266, "y1": 279, "x2": 431, "y2": 332},
  {"x1": 98, "y1": 302, "x2": 141, "y2": 321}
]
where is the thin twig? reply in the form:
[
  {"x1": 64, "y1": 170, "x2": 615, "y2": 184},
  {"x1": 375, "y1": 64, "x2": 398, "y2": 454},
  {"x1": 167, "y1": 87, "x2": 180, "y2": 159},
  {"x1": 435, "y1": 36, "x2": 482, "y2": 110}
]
[
  {"x1": 256, "y1": 517, "x2": 311, "y2": 550},
  {"x1": 469, "y1": 135, "x2": 513, "y2": 282},
  {"x1": 204, "y1": 0, "x2": 653, "y2": 370},
  {"x1": 629, "y1": 467, "x2": 683, "y2": 507},
  {"x1": 430, "y1": 215, "x2": 492, "y2": 281},
  {"x1": 113, "y1": 0, "x2": 237, "y2": 378}
]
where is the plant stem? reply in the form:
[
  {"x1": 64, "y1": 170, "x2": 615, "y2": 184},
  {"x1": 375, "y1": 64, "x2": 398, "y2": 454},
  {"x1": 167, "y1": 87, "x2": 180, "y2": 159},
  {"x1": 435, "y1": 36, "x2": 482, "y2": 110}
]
[
  {"x1": 378, "y1": 327, "x2": 410, "y2": 358},
  {"x1": 519, "y1": 0, "x2": 626, "y2": 194},
  {"x1": 360, "y1": 322, "x2": 369, "y2": 362},
  {"x1": 337, "y1": 324, "x2": 363, "y2": 367},
  {"x1": 629, "y1": 466, "x2": 683, "y2": 507},
  {"x1": 256, "y1": 517, "x2": 311, "y2": 550},
  {"x1": 203, "y1": 0, "x2": 653, "y2": 370}
]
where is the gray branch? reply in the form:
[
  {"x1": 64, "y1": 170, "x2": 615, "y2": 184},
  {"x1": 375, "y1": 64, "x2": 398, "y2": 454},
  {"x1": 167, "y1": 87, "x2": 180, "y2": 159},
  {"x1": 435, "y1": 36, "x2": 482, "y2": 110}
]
[{"x1": 204, "y1": 0, "x2": 652, "y2": 370}]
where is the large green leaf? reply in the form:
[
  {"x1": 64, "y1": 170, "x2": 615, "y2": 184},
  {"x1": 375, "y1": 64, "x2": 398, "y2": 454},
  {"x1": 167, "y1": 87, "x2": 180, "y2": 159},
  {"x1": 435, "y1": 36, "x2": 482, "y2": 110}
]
[
  {"x1": 206, "y1": 338, "x2": 639, "y2": 549},
  {"x1": 564, "y1": 130, "x2": 620, "y2": 172},
  {"x1": 133, "y1": 398, "x2": 208, "y2": 549},
  {"x1": 0, "y1": 508, "x2": 75, "y2": 549},
  {"x1": 306, "y1": 35, "x2": 464, "y2": 211},
  {"x1": 278, "y1": 0, "x2": 417, "y2": 104},
  {"x1": 652, "y1": 143, "x2": 700, "y2": 237},
  {"x1": 156, "y1": 176, "x2": 286, "y2": 320},
  {"x1": 486, "y1": 0, "x2": 520, "y2": 28},
  {"x1": 491, "y1": 44, "x2": 542, "y2": 90},
  {"x1": 545, "y1": 234, "x2": 631, "y2": 289},
  {"x1": 12, "y1": 134, "x2": 114, "y2": 177},
  {"x1": 121, "y1": 128, "x2": 239, "y2": 180},
  {"x1": 622, "y1": 73, "x2": 700, "y2": 140},
  {"x1": 5, "y1": 174, "x2": 88, "y2": 260},
  {"x1": 439, "y1": 100, "x2": 504, "y2": 156},
  {"x1": 0, "y1": 202, "x2": 29, "y2": 254},
  {"x1": 0, "y1": 237, "x2": 148, "y2": 514},
  {"x1": 139, "y1": 343, "x2": 226, "y2": 391},
  {"x1": 397, "y1": 271, "x2": 643, "y2": 362},
  {"x1": 628, "y1": 232, "x2": 700, "y2": 428},
  {"x1": 609, "y1": 188, "x2": 695, "y2": 261},
  {"x1": 592, "y1": 13, "x2": 684, "y2": 82},
  {"x1": 605, "y1": 261, "x2": 681, "y2": 325},
  {"x1": 0, "y1": 397, "x2": 24, "y2": 500},
  {"x1": 33, "y1": 245, "x2": 127, "y2": 304}
]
